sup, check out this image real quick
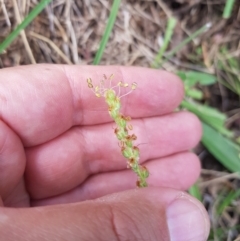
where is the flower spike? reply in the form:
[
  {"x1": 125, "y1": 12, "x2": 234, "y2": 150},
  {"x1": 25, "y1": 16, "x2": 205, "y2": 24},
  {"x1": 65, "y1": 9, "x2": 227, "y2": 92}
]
[{"x1": 87, "y1": 74, "x2": 149, "y2": 188}]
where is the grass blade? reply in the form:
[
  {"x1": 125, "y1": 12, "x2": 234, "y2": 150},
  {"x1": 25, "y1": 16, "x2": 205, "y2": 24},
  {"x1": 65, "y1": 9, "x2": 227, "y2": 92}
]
[
  {"x1": 217, "y1": 189, "x2": 240, "y2": 215},
  {"x1": 223, "y1": 0, "x2": 236, "y2": 19},
  {"x1": 151, "y1": 17, "x2": 177, "y2": 68},
  {"x1": 0, "y1": 0, "x2": 53, "y2": 53},
  {"x1": 189, "y1": 183, "x2": 202, "y2": 201},
  {"x1": 178, "y1": 71, "x2": 217, "y2": 87},
  {"x1": 93, "y1": 0, "x2": 121, "y2": 65},
  {"x1": 201, "y1": 122, "x2": 240, "y2": 172},
  {"x1": 165, "y1": 23, "x2": 211, "y2": 60},
  {"x1": 181, "y1": 100, "x2": 234, "y2": 138},
  {"x1": 185, "y1": 89, "x2": 203, "y2": 100}
]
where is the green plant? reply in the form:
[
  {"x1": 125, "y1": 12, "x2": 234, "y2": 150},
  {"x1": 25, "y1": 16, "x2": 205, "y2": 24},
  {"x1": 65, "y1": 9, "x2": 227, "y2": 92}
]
[
  {"x1": 151, "y1": 17, "x2": 177, "y2": 68},
  {"x1": 159, "y1": 23, "x2": 211, "y2": 67},
  {"x1": 177, "y1": 70, "x2": 240, "y2": 172},
  {"x1": 87, "y1": 75, "x2": 149, "y2": 187},
  {"x1": 223, "y1": 0, "x2": 236, "y2": 19},
  {"x1": 189, "y1": 183, "x2": 202, "y2": 201},
  {"x1": 217, "y1": 46, "x2": 240, "y2": 96},
  {"x1": 93, "y1": 0, "x2": 121, "y2": 65},
  {"x1": 0, "y1": 0, "x2": 53, "y2": 53}
]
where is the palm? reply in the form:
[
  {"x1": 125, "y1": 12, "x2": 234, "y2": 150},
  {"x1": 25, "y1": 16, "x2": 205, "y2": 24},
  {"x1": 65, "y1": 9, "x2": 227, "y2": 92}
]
[{"x1": 0, "y1": 65, "x2": 201, "y2": 208}]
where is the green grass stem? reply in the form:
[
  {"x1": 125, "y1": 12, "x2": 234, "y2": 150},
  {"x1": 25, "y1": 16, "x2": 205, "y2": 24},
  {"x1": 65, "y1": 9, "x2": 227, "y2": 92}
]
[
  {"x1": 217, "y1": 46, "x2": 240, "y2": 95},
  {"x1": 223, "y1": 0, "x2": 235, "y2": 19},
  {"x1": 164, "y1": 24, "x2": 211, "y2": 61},
  {"x1": 93, "y1": 0, "x2": 121, "y2": 65},
  {"x1": 0, "y1": 0, "x2": 53, "y2": 54},
  {"x1": 151, "y1": 17, "x2": 177, "y2": 68},
  {"x1": 217, "y1": 189, "x2": 240, "y2": 215}
]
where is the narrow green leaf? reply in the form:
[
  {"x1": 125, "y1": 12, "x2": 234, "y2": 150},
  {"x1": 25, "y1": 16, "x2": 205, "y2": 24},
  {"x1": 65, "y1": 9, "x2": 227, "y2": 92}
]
[
  {"x1": 185, "y1": 88, "x2": 203, "y2": 100},
  {"x1": 181, "y1": 100, "x2": 234, "y2": 138},
  {"x1": 184, "y1": 71, "x2": 217, "y2": 86},
  {"x1": 0, "y1": 0, "x2": 53, "y2": 53},
  {"x1": 217, "y1": 58, "x2": 240, "y2": 96},
  {"x1": 178, "y1": 70, "x2": 216, "y2": 100},
  {"x1": 201, "y1": 122, "x2": 240, "y2": 172},
  {"x1": 209, "y1": 225, "x2": 240, "y2": 241},
  {"x1": 217, "y1": 189, "x2": 240, "y2": 215},
  {"x1": 177, "y1": 71, "x2": 186, "y2": 81},
  {"x1": 223, "y1": 0, "x2": 236, "y2": 19},
  {"x1": 189, "y1": 183, "x2": 202, "y2": 201},
  {"x1": 151, "y1": 17, "x2": 177, "y2": 68},
  {"x1": 93, "y1": 0, "x2": 121, "y2": 65},
  {"x1": 165, "y1": 24, "x2": 211, "y2": 60},
  {"x1": 217, "y1": 47, "x2": 240, "y2": 95}
]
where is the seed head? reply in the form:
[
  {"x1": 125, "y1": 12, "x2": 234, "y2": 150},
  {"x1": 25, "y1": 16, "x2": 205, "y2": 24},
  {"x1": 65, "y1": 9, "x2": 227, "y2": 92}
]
[{"x1": 87, "y1": 74, "x2": 149, "y2": 188}]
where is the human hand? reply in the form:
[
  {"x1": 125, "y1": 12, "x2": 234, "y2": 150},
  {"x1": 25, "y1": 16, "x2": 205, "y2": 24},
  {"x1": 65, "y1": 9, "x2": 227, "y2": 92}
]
[{"x1": 0, "y1": 65, "x2": 209, "y2": 240}]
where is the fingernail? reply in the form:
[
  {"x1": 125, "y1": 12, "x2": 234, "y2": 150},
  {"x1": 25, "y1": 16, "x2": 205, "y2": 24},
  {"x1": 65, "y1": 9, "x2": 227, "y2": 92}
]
[{"x1": 167, "y1": 196, "x2": 208, "y2": 241}]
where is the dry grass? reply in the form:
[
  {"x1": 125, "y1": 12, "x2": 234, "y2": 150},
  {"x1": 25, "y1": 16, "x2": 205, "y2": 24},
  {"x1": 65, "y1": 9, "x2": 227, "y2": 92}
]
[{"x1": 0, "y1": 0, "x2": 240, "y2": 240}]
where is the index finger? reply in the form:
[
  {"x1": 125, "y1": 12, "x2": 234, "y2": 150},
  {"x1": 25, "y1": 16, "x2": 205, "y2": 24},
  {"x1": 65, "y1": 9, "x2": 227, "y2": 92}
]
[{"x1": 0, "y1": 65, "x2": 183, "y2": 146}]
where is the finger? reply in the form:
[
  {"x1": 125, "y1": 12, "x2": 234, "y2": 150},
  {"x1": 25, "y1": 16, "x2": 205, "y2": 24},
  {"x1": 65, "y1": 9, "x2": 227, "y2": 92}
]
[
  {"x1": 0, "y1": 120, "x2": 27, "y2": 202},
  {"x1": 3, "y1": 178, "x2": 30, "y2": 207},
  {"x1": 32, "y1": 152, "x2": 200, "y2": 206},
  {"x1": 25, "y1": 112, "x2": 202, "y2": 199},
  {"x1": 1, "y1": 188, "x2": 210, "y2": 241},
  {"x1": 0, "y1": 65, "x2": 183, "y2": 146}
]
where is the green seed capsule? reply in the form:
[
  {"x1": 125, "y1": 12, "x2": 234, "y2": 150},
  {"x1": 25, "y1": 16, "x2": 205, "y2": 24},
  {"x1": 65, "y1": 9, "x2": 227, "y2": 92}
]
[
  {"x1": 110, "y1": 109, "x2": 118, "y2": 119},
  {"x1": 125, "y1": 140, "x2": 133, "y2": 148},
  {"x1": 116, "y1": 129, "x2": 126, "y2": 140},
  {"x1": 122, "y1": 147, "x2": 132, "y2": 159},
  {"x1": 116, "y1": 117, "x2": 126, "y2": 128}
]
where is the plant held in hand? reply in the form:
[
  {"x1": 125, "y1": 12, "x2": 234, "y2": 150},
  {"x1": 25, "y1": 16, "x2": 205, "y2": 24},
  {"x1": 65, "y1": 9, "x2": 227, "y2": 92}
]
[{"x1": 87, "y1": 74, "x2": 149, "y2": 187}]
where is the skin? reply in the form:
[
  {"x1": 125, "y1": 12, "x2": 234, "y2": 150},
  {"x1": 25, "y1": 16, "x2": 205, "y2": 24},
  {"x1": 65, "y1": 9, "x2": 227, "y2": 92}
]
[{"x1": 0, "y1": 65, "x2": 210, "y2": 240}]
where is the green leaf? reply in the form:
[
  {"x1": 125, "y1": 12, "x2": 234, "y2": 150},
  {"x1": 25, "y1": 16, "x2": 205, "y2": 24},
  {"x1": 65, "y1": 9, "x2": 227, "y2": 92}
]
[
  {"x1": 181, "y1": 100, "x2": 234, "y2": 138},
  {"x1": 0, "y1": 0, "x2": 53, "y2": 53},
  {"x1": 178, "y1": 71, "x2": 217, "y2": 87},
  {"x1": 165, "y1": 24, "x2": 211, "y2": 61},
  {"x1": 201, "y1": 122, "x2": 240, "y2": 172},
  {"x1": 185, "y1": 88, "x2": 203, "y2": 100},
  {"x1": 223, "y1": 0, "x2": 236, "y2": 19},
  {"x1": 217, "y1": 189, "x2": 240, "y2": 215},
  {"x1": 189, "y1": 183, "x2": 202, "y2": 201},
  {"x1": 93, "y1": 0, "x2": 121, "y2": 65},
  {"x1": 151, "y1": 17, "x2": 177, "y2": 68},
  {"x1": 217, "y1": 46, "x2": 240, "y2": 96},
  {"x1": 177, "y1": 71, "x2": 186, "y2": 81}
]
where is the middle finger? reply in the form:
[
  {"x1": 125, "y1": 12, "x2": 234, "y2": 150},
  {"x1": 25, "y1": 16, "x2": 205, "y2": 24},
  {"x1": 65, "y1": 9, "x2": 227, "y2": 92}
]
[{"x1": 25, "y1": 111, "x2": 201, "y2": 199}]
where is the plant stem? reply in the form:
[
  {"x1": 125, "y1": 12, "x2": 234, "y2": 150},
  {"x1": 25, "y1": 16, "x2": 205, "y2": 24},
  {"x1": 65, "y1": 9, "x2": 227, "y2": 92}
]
[
  {"x1": 0, "y1": 0, "x2": 53, "y2": 53},
  {"x1": 223, "y1": 0, "x2": 235, "y2": 19},
  {"x1": 151, "y1": 17, "x2": 177, "y2": 68},
  {"x1": 93, "y1": 0, "x2": 121, "y2": 65}
]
